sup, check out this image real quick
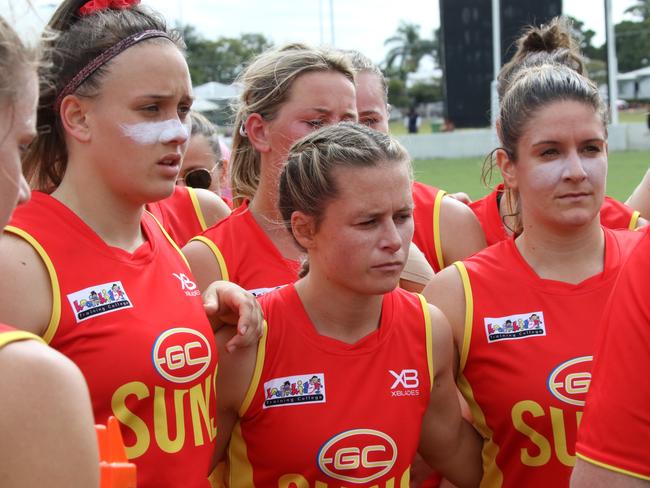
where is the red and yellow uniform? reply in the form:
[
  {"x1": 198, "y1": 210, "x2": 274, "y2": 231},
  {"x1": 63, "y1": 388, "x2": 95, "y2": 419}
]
[
  {"x1": 470, "y1": 184, "x2": 641, "y2": 246},
  {"x1": 454, "y1": 227, "x2": 641, "y2": 487},
  {"x1": 0, "y1": 324, "x2": 43, "y2": 348},
  {"x1": 6, "y1": 192, "x2": 218, "y2": 488},
  {"x1": 191, "y1": 201, "x2": 299, "y2": 296},
  {"x1": 576, "y1": 227, "x2": 650, "y2": 481},
  {"x1": 412, "y1": 181, "x2": 446, "y2": 272},
  {"x1": 225, "y1": 285, "x2": 433, "y2": 487},
  {"x1": 147, "y1": 185, "x2": 208, "y2": 247}
]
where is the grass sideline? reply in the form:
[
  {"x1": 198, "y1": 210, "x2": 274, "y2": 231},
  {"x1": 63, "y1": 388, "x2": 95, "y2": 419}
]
[{"x1": 413, "y1": 149, "x2": 650, "y2": 202}]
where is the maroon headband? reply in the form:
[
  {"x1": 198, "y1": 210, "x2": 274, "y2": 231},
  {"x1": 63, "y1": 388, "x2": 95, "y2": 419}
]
[{"x1": 53, "y1": 29, "x2": 171, "y2": 113}]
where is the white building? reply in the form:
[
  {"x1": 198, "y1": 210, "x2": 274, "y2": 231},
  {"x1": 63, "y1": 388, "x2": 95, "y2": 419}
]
[{"x1": 617, "y1": 67, "x2": 650, "y2": 101}]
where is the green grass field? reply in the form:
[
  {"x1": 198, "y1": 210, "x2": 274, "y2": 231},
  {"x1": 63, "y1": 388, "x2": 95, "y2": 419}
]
[{"x1": 413, "y1": 150, "x2": 650, "y2": 202}]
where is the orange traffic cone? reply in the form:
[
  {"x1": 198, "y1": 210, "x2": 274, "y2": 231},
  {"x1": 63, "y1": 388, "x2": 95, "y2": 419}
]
[{"x1": 95, "y1": 416, "x2": 137, "y2": 488}]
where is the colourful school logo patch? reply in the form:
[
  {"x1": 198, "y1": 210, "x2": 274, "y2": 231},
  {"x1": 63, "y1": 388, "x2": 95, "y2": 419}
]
[
  {"x1": 263, "y1": 373, "x2": 325, "y2": 408},
  {"x1": 67, "y1": 281, "x2": 132, "y2": 323},
  {"x1": 484, "y1": 311, "x2": 546, "y2": 343}
]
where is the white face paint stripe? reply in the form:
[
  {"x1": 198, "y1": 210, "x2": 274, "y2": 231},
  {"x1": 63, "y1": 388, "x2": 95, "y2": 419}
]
[{"x1": 120, "y1": 119, "x2": 190, "y2": 145}]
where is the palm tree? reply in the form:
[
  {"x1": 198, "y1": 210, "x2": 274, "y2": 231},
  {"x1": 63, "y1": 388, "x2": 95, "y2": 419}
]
[
  {"x1": 625, "y1": 0, "x2": 650, "y2": 21},
  {"x1": 384, "y1": 22, "x2": 437, "y2": 82}
]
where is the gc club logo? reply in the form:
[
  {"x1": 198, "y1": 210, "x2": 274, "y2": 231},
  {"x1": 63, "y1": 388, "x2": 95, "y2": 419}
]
[
  {"x1": 317, "y1": 429, "x2": 397, "y2": 483},
  {"x1": 547, "y1": 356, "x2": 592, "y2": 407},
  {"x1": 152, "y1": 328, "x2": 212, "y2": 383}
]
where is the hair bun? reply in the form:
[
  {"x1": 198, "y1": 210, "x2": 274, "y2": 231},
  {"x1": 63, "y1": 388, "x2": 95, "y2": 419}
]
[{"x1": 519, "y1": 17, "x2": 577, "y2": 56}]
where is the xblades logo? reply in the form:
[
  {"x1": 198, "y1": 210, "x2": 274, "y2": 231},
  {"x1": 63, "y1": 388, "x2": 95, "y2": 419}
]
[{"x1": 172, "y1": 273, "x2": 200, "y2": 296}]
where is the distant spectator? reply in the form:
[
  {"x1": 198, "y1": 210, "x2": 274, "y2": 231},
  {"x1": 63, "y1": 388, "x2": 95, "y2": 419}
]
[{"x1": 406, "y1": 107, "x2": 420, "y2": 133}]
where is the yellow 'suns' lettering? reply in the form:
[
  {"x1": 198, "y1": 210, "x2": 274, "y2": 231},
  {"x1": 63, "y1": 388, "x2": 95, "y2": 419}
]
[
  {"x1": 110, "y1": 370, "x2": 217, "y2": 459},
  {"x1": 276, "y1": 467, "x2": 410, "y2": 487},
  {"x1": 511, "y1": 400, "x2": 582, "y2": 468}
]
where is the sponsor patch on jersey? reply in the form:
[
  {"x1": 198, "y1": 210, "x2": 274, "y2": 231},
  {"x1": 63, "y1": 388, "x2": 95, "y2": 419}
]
[
  {"x1": 247, "y1": 284, "x2": 285, "y2": 298},
  {"x1": 263, "y1": 373, "x2": 325, "y2": 408},
  {"x1": 484, "y1": 311, "x2": 546, "y2": 343},
  {"x1": 67, "y1": 281, "x2": 132, "y2": 323},
  {"x1": 389, "y1": 369, "x2": 421, "y2": 397},
  {"x1": 172, "y1": 272, "x2": 201, "y2": 297}
]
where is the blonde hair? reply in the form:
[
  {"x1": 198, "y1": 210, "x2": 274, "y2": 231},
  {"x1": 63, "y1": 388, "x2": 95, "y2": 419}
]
[
  {"x1": 230, "y1": 43, "x2": 354, "y2": 207},
  {"x1": 279, "y1": 122, "x2": 411, "y2": 277}
]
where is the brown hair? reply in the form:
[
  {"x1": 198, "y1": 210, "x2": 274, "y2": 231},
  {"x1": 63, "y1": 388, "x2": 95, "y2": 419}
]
[
  {"x1": 23, "y1": 0, "x2": 183, "y2": 192},
  {"x1": 229, "y1": 43, "x2": 354, "y2": 207},
  {"x1": 497, "y1": 16, "x2": 586, "y2": 100},
  {"x1": 279, "y1": 122, "x2": 411, "y2": 276},
  {"x1": 190, "y1": 111, "x2": 222, "y2": 162}
]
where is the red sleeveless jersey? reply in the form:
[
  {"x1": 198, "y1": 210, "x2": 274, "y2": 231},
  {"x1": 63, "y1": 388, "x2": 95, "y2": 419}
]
[
  {"x1": 146, "y1": 185, "x2": 207, "y2": 247},
  {"x1": 0, "y1": 324, "x2": 43, "y2": 349},
  {"x1": 7, "y1": 192, "x2": 217, "y2": 488},
  {"x1": 224, "y1": 285, "x2": 433, "y2": 487},
  {"x1": 470, "y1": 184, "x2": 641, "y2": 246},
  {"x1": 191, "y1": 201, "x2": 299, "y2": 296},
  {"x1": 576, "y1": 227, "x2": 650, "y2": 481},
  {"x1": 455, "y1": 228, "x2": 642, "y2": 487},
  {"x1": 412, "y1": 182, "x2": 446, "y2": 271}
]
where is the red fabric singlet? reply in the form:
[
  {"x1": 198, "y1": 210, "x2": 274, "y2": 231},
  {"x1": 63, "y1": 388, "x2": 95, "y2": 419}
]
[
  {"x1": 191, "y1": 201, "x2": 299, "y2": 296},
  {"x1": 412, "y1": 181, "x2": 446, "y2": 272},
  {"x1": 576, "y1": 227, "x2": 650, "y2": 481},
  {"x1": 454, "y1": 227, "x2": 642, "y2": 487},
  {"x1": 470, "y1": 184, "x2": 641, "y2": 246},
  {"x1": 225, "y1": 285, "x2": 433, "y2": 487},
  {"x1": 7, "y1": 192, "x2": 217, "y2": 488},
  {"x1": 146, "y1": 185, "x2": 207, "y2": 247}
]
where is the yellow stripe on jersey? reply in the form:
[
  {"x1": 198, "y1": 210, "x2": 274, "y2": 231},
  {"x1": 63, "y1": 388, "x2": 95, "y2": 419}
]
[
  {"x1": 4, "y1": 226, "x2": 61, "y2": 345},
  {"x1": 417, "y1": 293, "x2": 434, "y2": 390},
  {"x1": 453, "y1": 260, "x2": 504, "y2": 487},
  {"x1": 576, "y1": 453, "x2": 650, "y2": 481},
  {"x1": 187, "y1": 187, "x2": 208, "y2": 231},
  {"x1": 239, "y1": 321, "x2": 268, "y2": 417},
  {"x1": 629, "y1": 210, "x2": 641, "y2": 230},
  {"x1": 432, "y1": 190, "x2": 446, "y2": 270},
  {"x1": 228, "y1": 422, "x2": 256, "y2": 488},
  {"x1": 454, "y1": 262, "x2": 473, "y2": 373},
  {"x1": 190, "y1": 236, "x2": 230, "y2": 281},
  {"x1": 145, "y1": 210, "x2": 191, "y2": 268},
  {"x1": 0, "y1": 330, "x2": 44, "y2": 348}
]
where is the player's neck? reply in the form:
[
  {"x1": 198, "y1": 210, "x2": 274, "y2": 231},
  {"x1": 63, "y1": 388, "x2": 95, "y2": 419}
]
[
  {"x1": 515, "y1": 221, "x2": 605, "y2": 284},
  {"x1": 52, "y1": 172, "x2": 145, "y2": 253},
  {"x1": 294, "y1": 274, "x2": 384, "y2": 345}
]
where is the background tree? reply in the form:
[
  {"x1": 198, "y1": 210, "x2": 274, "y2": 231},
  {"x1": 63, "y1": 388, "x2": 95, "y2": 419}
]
[
  {"x1": 179, "y1": 24, "x2": 273, "y2": 85},
  {"x1": 384, "y1": 22, "x2": 437, "y2": 82}
]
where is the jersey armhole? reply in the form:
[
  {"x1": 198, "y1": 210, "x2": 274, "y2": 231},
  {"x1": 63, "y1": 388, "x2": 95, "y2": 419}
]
[
  {"x1": 189, "y1": 235, "x2": 230, "y2": 281},
  {"x1": 144, "y1": 210, "x2": 191, "y2": 268},
  {"x1": 238, "y1": 321, "x2": 268, "y2": 417},
  {"x1": 187, "y1": 187, "x2": 208, "y2": 231},
  {"x1": 4, "y1": 226, "x2": 61, "y2": 344},
  {"x1": 432, "y1": 190, "x2": 446, "y2": 270},
  {"x1": 576, "y1": 453, "x2": 650, "y2": 482},
  {"x1": 416, "y1": 293, "x2": 434, "y2": 391}
]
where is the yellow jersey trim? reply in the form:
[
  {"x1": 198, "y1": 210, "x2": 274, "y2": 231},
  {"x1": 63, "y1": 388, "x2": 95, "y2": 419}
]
[
  {"x1": 453, "y1": 260, "x2": 503, "y2": 486},
  {"x1": 417, "y1": 293, "x2": 434, "y2": 390},
  {"x1": 0, "y1": 330, "x2": 45, "y2": 348},
  {"x1": 576, "y1": 453, "x2": 650, "y2": 481},
  {"x1": 4, "y1": 226, "x2": 61, "y2": 344},
  {"x1": 454, "y1": 262, "x2": 473, "y2": 373},
  {"x1": 433, "y1": 190, "x2": 446, "y2": 269},
  {"x1": 629, "y1": 210, "x2": 641, "y2": 230},
  {"x1": 145, "y1": 210, "x2": 190, "y2": 268},
  {"x1": 227, "y1": 422, "x2": 255, "y2": 488},
  {"x1": 190, "y1": 235, "x2": 230, "y2": 281},
  {"x1": 239, "y1": 320, "x2": 267, "y2": 417},
  {"x1": 187, "y1": 187, "x2": 208, "y2": 231}
]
